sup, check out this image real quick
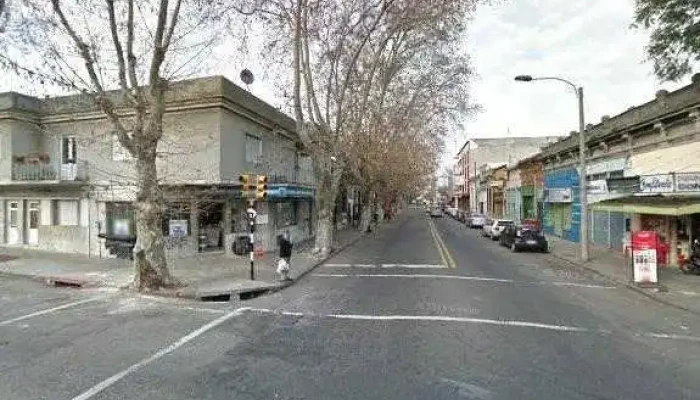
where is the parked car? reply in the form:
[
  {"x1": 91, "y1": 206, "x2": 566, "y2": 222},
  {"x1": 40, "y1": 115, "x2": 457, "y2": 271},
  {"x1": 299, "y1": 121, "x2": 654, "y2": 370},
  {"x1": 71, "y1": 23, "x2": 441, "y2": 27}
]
[
  {"x1": 499, "y1": 225, "x2": 548, "y2": 252},
  {"x1": 429, "y1": 207, "x2": 443, "y2": 218},
  {"x1": 481, "y1": 218, "x2": 494, "y2": 237},
  {"x1": 486, "y1": 219, "x2": 514, "y2": 240},
  {"x1": 469, "y1": 213, "x2": 486, "y2": 228}
]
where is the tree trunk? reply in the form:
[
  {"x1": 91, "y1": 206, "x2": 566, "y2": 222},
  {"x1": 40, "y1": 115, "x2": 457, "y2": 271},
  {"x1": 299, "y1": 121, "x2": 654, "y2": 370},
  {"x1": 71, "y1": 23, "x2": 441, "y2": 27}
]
[
  {"x1": 359, "y1": 189, "x2": 374, "y2": 233},
  {"x1": 132, "y1": 143, "x2": 174, "y2": 291},
  {"x1": 313, "y1": 169, "x2": 335, "y2": 258}
]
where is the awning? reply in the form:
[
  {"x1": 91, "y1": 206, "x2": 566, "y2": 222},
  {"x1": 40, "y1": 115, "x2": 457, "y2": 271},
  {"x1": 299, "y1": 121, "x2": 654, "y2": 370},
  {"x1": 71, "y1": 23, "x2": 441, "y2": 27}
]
[
  {"x1": 626, "y1": 141, "x2": 700, "y2": 176},
  {"x1": 590, "y1": 195, "x2": 700, "y2": 216}
]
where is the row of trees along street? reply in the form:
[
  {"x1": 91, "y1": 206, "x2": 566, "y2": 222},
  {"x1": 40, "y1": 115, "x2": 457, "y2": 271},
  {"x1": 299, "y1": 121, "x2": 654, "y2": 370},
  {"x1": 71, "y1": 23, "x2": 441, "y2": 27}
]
[
  {"x1": 0, "y1": 0, "x2": 479, "y2": 291},
  {"x1": 9, "y1": 0, "x2": 697, "y2": 291}
]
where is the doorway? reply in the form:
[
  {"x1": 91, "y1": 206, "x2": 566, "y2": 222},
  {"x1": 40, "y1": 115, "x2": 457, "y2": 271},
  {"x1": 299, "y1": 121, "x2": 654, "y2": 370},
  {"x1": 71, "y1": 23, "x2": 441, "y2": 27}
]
[
  {"x1": 7, "y1": 201, "x2": 20, "y2": 244},
  {"x1": 27, "y1": 201, "x2": 40, "y2": 245}
]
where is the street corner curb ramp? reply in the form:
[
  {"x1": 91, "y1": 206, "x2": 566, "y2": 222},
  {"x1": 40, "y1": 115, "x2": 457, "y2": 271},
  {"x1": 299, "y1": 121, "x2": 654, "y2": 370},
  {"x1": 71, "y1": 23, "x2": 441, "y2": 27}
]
[{"x1": 176, "y1": 231, "x2": 368, "y2": 302}]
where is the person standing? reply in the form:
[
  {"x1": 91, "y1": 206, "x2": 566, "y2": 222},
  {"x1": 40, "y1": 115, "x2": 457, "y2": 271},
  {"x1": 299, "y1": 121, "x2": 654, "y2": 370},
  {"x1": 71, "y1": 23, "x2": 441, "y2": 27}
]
[{"x1": 277, "y1": 231, "x2": 293, "y2": 282}]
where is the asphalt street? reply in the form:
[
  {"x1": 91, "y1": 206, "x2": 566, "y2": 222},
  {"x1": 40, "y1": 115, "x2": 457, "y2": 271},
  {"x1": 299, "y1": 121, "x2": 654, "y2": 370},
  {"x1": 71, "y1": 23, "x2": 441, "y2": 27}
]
[{"x1": 3, "y1": 209, "x2": 700, "y2": 399}]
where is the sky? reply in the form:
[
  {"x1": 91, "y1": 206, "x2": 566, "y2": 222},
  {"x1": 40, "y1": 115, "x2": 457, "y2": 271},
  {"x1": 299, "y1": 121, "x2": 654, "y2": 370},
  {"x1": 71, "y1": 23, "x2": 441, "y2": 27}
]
[
  {"x1": 441, "y1": 0, "x2": 687, "y2": 165},
  {"x1": 0, "y1": 0, "x2": 691, "y2": 171}
]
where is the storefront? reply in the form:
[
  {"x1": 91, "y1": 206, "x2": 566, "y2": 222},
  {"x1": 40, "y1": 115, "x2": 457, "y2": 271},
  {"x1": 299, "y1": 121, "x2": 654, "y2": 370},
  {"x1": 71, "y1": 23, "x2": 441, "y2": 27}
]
[
  {"x1": 585, "y1": 156, "x2": 629, "y2": 251},
  {"x1": 543, "y1": 167, "x2": 580, "y2": 242}
]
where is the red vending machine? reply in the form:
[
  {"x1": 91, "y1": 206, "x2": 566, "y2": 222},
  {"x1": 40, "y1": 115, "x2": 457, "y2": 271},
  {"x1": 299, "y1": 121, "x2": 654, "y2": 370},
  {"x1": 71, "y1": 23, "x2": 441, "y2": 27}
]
[{"x1": 631, "y1": 231, "x2": 659, "y2": 285}]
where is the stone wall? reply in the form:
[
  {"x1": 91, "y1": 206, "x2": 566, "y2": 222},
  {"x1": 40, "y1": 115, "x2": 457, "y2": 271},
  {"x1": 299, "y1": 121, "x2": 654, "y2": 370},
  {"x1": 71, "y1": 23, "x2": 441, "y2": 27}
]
[{"x1": 37, "y1": 225, "x2": 89, "y2": 253}]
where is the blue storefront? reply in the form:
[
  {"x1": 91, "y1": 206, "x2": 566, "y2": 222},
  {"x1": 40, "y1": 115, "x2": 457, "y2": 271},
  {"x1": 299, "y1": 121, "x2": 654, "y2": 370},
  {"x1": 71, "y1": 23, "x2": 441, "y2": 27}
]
[{"x1": 543, "y1": 167, "x2": 580, "y2": 242}]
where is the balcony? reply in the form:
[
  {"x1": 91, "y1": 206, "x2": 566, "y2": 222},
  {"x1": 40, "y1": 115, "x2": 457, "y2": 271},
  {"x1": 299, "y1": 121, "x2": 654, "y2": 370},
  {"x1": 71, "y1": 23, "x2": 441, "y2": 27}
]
[{"x1": 10, "y1": 153, "x2": 87, "y2": 182}]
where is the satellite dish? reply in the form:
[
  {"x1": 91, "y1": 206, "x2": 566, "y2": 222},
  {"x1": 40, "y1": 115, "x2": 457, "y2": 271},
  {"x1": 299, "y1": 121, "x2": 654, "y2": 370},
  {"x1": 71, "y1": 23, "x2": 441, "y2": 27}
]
[{"x1": 240, "y1": 69, "x2": 254, "y2": 85}]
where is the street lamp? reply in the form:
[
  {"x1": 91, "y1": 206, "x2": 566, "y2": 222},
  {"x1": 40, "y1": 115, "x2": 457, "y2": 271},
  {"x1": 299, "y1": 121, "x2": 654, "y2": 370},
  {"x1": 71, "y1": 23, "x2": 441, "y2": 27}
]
[{"x1": 515, "y1": 74, "x2": 589, "y2": 262}]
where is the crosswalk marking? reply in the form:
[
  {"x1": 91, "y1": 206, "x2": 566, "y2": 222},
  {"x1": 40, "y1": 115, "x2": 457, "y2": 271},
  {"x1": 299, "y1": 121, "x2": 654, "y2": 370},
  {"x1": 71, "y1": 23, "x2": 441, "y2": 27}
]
[{"x1": 323, "y1": 263, "x2": 448, "y2": 269}]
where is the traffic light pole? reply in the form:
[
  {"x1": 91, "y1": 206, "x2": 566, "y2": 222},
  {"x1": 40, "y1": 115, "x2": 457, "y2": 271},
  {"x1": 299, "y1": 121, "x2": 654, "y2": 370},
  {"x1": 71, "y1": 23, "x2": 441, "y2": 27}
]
[
  {"x1": 239, "y1": 173, "x2": 267, "y2": 281},
  {"x1": 246, "y1": 203, "x2": 257, "y2": 281}
]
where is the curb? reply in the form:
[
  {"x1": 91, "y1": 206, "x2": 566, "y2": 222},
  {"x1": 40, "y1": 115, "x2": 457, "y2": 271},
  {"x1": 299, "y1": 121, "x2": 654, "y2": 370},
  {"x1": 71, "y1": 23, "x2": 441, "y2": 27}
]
[{"x1": 547, "y1": 250, "x2": 700, "y2": 317}]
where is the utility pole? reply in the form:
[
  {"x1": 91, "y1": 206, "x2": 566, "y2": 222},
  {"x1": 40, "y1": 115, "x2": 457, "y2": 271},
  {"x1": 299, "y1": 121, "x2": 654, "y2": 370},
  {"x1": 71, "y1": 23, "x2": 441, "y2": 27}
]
[
  {"x1": 515, "y1": 74, "x2": 589, "y2": 262},
  {"x1": 246, "y1": 202, "x2": 257, "y2": 280},
  {"x1": 577, "y1": 87, "x2": 589, "y2": 262}
]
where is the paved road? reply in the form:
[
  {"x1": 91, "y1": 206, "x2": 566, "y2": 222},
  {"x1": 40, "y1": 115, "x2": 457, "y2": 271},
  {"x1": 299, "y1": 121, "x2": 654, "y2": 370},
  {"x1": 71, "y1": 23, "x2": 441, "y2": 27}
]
[{"x1": 3, "y1": 209, "x2": 700, "y2": 399}]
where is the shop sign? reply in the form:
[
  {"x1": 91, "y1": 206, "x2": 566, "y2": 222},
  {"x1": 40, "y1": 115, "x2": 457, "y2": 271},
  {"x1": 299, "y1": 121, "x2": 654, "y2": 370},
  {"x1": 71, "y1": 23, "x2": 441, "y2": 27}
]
[
  {"x1": 587, "y1": 179, "x2": 608, "y2": 194},
  {"x1": 639, "y1": 174, "x2": 674, "y2": 193},
  {"x1": 607, "y1": 176, "x2": 639, "y2": 193},
  {"x1": 675, "y1": 173, "x2": 700, "y2": 192},
  {"x1": 168, "y1": 220, "x2": 188, "y2": 237},
  {"x1": 546, "y1": 188, "x2": 572, "y2": 203}
]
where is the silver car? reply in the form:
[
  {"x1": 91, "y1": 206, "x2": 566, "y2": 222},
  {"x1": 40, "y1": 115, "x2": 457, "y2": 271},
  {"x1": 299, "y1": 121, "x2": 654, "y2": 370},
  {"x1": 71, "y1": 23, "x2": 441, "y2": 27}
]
[{"x1": 488, "y1": 219, "x2": 515, "y2": 241}]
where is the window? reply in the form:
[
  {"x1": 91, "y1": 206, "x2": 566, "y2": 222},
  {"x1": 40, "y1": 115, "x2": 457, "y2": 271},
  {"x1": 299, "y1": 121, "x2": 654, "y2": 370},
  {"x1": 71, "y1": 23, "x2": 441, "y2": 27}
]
[
  {"x1": 162, "y1": 203, "x2": 190, "y2": 236},
  {"x1": 0, "y1": 133, "x2": 4, "y2": 160},
  {"x1": 56, "y1": 200, "x2": 79, "y2": 226},
  {"x1": 62, "y1": 136, "x2": 77, "y2": 164},
  {"x1": 106, "y1": 202, "x2": 135, "y2": 237},
  {"x1": 112, "y1": 134, "x2": 133, "y2": 161},
  {"x1": 245, "y1": 133, "x2": 262, "y2": 164},
  {"x1": 277, "y1": 201, "x2": 298, "y2": 227},
  {"x1": 9, "y1": 202, "x2": 18, "y2": 227}
]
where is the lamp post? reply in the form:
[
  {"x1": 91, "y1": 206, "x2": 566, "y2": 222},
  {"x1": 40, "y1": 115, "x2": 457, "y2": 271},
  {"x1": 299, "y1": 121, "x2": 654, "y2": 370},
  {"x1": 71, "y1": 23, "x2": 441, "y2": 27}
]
[{"x1": 514, "y1": 74, "x2": 588, "y2": 262}]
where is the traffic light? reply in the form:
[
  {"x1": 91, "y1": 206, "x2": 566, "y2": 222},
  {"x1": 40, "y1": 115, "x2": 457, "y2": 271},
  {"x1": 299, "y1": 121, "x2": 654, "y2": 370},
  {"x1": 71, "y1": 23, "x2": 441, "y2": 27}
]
[
  {"x1": 239, "y1": 174, "x2": 251, "y2": 192},
  {"x1": 256, "y1": 175, "x2": 268, "y2": 200}
]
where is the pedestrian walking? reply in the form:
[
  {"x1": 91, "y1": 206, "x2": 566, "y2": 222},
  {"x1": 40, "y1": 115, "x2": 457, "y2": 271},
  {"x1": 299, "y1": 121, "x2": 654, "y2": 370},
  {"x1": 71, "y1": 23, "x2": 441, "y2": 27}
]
[{"x1": 277, "y1": 231, "x2": 293, "y2": 282}]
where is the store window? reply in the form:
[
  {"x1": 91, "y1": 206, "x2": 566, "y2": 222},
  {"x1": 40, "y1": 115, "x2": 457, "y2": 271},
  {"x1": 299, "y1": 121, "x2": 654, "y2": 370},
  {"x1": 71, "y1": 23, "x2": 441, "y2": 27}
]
[
  {"x1": 277, "y1": 201, "x2": 298, "y2": 227},
  {"x1": 163, "y1": 203, "x2": 190, "y2": 237},
  {"x1": 106, "y1": 202, "x2": 135, "y2": 238}
]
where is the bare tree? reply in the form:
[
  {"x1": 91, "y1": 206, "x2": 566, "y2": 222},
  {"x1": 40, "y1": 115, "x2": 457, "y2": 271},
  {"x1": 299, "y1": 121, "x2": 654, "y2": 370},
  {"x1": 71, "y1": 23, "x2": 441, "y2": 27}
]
[
  {"x1": 249, "y1": 0, "x2": 478, "y2": 256},
  {"x1": 1, "y1": 1, "x2": 234, "y2": 290}
]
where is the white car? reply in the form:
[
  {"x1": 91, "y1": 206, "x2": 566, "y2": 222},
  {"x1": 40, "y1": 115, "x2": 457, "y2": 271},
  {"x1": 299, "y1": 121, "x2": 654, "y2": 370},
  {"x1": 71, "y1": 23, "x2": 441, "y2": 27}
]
[
  {"x1": 487, "y1": 219, "x2": 514, "y2": 241},
  {"x1": 469, "y1": 214, "x2": 486, "y2": 228}
]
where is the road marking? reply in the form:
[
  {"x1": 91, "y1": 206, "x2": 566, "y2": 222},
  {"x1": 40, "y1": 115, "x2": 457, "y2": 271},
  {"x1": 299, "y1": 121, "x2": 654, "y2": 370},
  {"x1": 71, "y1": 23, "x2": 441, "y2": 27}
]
[
  {"x1": 245, "y1": 308, "x2": 700, "y2": 342},
  {"x1": 0, "y1": 298, "x2": 101, "y2": 327},
  {"x1": 429, "y1": 219, "x2": 455, "y2": 268},
  {"x1": 247, "y1": 307, "x2": 585, "y2": 332},
  {"x1": 70, "y1": 307, "x2": 250, "y2": 400},
  {"x1": 311, "y1": 273, "x2": 616, "y2": 289},
  {"x1": 323, "y1": 264, "x2": 448, "y2": 269}
]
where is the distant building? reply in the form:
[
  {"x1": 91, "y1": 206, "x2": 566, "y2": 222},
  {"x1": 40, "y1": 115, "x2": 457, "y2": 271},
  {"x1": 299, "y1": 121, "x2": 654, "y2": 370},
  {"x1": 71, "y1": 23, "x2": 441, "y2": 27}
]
[{"x1": 453, "y1": 136, "x2": 560, "y2": 214}]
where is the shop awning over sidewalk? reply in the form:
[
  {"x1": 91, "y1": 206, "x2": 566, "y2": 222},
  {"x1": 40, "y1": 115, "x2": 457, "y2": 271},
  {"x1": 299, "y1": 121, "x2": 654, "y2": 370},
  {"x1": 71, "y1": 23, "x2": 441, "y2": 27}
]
[
  {"x1": 626, "y1": 141, "x2": 700, "y2": 176},
  {"x1": 590, "y1": 195, "x2": 700, "y2": 216}
]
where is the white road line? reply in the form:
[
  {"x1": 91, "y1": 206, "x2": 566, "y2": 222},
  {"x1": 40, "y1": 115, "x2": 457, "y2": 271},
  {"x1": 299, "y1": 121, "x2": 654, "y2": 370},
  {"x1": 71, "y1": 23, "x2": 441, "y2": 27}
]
[
  {"x1": 246, "y1": 308, "x2": 585, "y2": 332},
  {"x1": 311, "y1": 273, "x2": 616, "y2": 289},
  {"x1": 70, "y1": 307, "x2": 250, "y2": 400},
  {"x1": 323, "y1": 264, "x2": 448, "y2": 269},
  {"x1": 245, "y1": 308, "x2": 700, "y2": 342},
  {"x1": 0, "y1": 298, "x2": 101, "y2": 327},
  {"x1": 314, "y1": 273, "x2": 514, "y2": 283}
]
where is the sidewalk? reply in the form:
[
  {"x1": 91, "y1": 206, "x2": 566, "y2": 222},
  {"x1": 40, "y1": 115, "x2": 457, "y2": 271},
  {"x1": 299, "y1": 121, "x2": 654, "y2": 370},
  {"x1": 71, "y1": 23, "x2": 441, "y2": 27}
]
[
  {"x1": 0, "y1": 226, "x2": 368, "y2": 300},
  {"x1": 547, "y1": 235, "x2": 700, "y2": 315}
]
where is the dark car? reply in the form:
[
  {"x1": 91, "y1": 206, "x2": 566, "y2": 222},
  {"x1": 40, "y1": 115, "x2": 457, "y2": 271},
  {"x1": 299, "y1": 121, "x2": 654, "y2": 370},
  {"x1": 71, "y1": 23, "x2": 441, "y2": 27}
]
[{"x1": 499, "y1": 225, "x2": 548, "y2": 253}]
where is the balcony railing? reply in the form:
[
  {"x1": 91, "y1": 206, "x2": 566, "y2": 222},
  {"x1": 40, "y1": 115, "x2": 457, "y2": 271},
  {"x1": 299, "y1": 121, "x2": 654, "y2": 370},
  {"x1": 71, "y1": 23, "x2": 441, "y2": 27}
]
[{"x1": 11, "y1": 160, "x2": 87, "y2": 182}]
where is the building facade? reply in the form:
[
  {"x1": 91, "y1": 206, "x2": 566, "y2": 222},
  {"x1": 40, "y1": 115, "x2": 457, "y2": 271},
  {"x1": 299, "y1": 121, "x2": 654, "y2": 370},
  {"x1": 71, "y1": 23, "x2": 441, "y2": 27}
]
[
  {"x1": 453, "y1": 137, "x2": 560, "y2": 215},
  {"x1": 540, "y1": 74, "x2": 700, "y2": 266},
  {"x1": 504, "y1": 166, "x2": 521, "y2": 224},
  {"x1": 0, "y1": 76, "x2": 315, "y2": 258}
]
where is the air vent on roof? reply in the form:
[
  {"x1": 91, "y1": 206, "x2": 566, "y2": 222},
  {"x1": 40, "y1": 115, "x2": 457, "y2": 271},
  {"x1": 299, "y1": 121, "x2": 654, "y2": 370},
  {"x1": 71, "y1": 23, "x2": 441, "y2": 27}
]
[
  {"x1": 601, "y1": 115, "x2": 610, "y2": 122},
  {"x1": 586, "y1": 123, "x2": 594, "y2": 130}
]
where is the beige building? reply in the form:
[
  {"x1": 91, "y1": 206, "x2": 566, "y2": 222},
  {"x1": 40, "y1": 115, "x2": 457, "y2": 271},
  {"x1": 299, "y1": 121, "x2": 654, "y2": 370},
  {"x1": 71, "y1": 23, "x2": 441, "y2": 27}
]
[{"x1": 0, "y1": 76, "x2": 315, "y2": 258}]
